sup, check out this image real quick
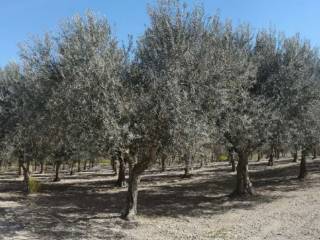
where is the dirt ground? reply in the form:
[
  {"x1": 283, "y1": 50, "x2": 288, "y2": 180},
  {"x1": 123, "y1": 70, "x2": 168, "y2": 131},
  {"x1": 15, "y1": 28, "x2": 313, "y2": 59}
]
[{"x1": 0, "y1": 157, "x2": 319, "y2": 240}]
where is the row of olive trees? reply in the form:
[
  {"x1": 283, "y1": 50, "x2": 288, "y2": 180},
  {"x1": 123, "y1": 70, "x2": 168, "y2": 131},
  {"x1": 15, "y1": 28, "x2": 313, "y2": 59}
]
[{"x1": 1, "y1": 0, "x2": 320, "y2": 219}]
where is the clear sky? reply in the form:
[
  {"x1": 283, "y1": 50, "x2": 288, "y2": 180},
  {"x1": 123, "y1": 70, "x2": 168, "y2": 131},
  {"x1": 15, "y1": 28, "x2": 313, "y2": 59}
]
[{"x1": 1, "y1": 0, "x2": 320, "y2": 67}]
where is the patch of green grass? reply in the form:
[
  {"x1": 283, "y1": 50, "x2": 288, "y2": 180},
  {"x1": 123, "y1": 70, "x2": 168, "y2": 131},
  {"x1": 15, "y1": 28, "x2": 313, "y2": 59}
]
[
  {"x1": 218, "y1": 154, "x2": 228, "y2": 161},
  {"x1": 28, "y1": 177, "x2": 41, "y2": 193},
  {"x1": 100, "y1": 159, "x2": 111, "y2": 166}
]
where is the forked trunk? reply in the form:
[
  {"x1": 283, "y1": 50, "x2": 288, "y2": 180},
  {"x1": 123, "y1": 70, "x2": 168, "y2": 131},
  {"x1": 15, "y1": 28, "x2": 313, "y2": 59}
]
[
  {"x1": 122, "y1": 145, "x2": 158, "y2": 220},
  {"x1": 298, "y1": 149, "x2": 307, "y2": 179},
  {"x1": 117, "y1": 157, "x2": 126, "y2": 187},
  {"x1": 53, "y1": 161, "x2": 61, "y2": 182},
  {"x1": 232, "y1": 151, "x2": 254, "y2": 196}
]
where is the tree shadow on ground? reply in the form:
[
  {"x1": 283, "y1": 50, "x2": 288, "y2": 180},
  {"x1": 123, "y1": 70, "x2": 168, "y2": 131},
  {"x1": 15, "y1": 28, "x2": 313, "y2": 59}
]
[{"x1": 0, "y1": 158, "x2": 319, "y2": 239}]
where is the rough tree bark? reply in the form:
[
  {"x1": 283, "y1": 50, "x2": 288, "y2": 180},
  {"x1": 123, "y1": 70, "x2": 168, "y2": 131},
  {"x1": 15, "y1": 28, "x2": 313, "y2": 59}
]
[
  {"x1": 122, "y1": 145, "x2": 158, "y2": 220},
  {"x1": 232, "y1": 151, "x2": 254, "y2": 196},
  {"x1": 298, "y1": 149, "x2": 307, "y2": 179}
]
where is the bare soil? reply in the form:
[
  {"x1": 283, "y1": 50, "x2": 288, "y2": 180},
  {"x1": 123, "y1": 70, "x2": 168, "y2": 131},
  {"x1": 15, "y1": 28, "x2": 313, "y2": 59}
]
[{"x1": 0, "y1": 158, "x2": 319, "y2": 240}]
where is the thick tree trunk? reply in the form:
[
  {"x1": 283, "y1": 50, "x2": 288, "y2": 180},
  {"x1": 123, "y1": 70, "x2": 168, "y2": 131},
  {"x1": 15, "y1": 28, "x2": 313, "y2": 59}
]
[
  {"x1": 232, "y1": 151, "x2": 254, "y2": 196},
  {"x1": 122, "y1": 171, "x2": 140, "y2": 220},
  {"x1": 53, "y1": 161, "x2": 61, "y2": 182},
  {"x1": 122, "y1": 145, "x2": 158, "y2": 220},
  {"x1": 298, "y1": 149, "x2": 307, "y2": 179},
  {"x1": 117, "y1": 157, "x2": 126, "y2": 187}
]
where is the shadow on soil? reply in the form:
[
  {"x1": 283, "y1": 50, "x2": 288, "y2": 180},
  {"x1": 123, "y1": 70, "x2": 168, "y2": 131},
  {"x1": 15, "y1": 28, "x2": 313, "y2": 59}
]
[{"x1": 0, "y1": 158, "x2": 319, "y2": 239}]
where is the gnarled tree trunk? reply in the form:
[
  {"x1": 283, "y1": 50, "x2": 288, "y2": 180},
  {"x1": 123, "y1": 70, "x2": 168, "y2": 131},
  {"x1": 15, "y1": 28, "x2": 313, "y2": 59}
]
[
  {"x1": 122, "y1": 145, "x2": 158, "y2": 220},
  {"x1": 232, "y1": 151, "x2": 254, "y2": 196}
]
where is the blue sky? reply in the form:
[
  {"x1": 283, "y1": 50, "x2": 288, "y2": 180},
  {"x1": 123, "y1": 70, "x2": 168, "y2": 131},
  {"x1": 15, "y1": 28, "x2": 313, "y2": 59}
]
[{"x1": 0, "y1": 0, "x2": 319, "y2": 67}]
